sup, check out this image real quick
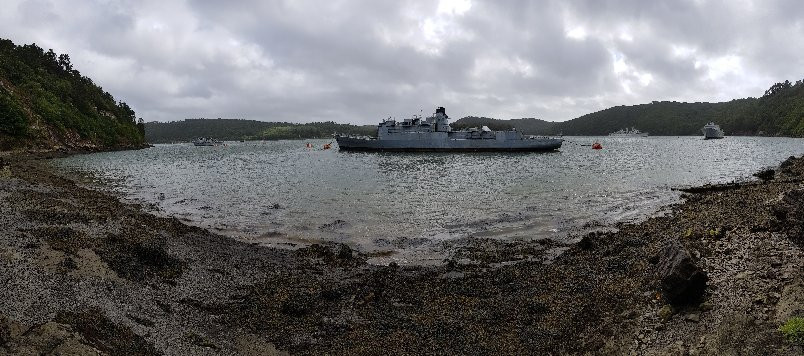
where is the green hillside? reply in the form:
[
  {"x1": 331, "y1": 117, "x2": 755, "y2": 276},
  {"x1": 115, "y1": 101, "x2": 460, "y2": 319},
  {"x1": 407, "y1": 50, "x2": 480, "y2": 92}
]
[
  {"x1": 0, "y1": 39, "x2": 144, "y2": 150},
  {"x1": 452, "y1": 116, "x2": 555, "y2": 133},
  {"x1": 452, "y1": 79, "x2": 804, "y2": 136},
  {"x1": 144, "y1": 119, "x2": 375, "y2": 143},
  {"x1": 0, "y1": 38, "x2": 145, "y2": 151}
]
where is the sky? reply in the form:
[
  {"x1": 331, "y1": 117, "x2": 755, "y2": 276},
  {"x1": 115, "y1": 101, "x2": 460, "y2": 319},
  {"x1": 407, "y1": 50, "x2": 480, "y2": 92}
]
[{"x1": 2, "y1": 0, "x2": 803, "y2": 124}]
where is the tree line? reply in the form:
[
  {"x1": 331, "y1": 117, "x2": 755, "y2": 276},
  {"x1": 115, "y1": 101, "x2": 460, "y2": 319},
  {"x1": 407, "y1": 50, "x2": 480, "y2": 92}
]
[
  {"x1": 144, "y1": 118, "x2": 375, "y2": 143},
  {"x1": 452, "y1": 79, "x2": 804, "y2": 137},
  {"x1": 151, "y1": 80, "x2": 804, "y2": 143}
]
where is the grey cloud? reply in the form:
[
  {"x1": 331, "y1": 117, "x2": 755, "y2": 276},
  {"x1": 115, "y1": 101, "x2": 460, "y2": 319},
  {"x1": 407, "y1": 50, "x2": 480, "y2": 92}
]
[{"x1": 1, "y1": 0, "x2": 802, "y2": 123}]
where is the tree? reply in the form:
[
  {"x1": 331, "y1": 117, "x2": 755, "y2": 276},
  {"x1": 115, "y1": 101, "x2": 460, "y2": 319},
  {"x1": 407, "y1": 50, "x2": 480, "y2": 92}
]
[
  {"x1": 764, "y1": 80, "x2": 792, "y2": 97},
  {"x1": 57, "y1": 53, "x2": 73, "y2": 72}
]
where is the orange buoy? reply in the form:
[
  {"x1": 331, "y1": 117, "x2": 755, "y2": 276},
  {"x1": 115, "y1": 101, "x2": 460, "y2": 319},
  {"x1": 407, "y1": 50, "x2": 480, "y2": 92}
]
[{"x1": 592, "y1": 142, "x2": 602, "y2": 150}]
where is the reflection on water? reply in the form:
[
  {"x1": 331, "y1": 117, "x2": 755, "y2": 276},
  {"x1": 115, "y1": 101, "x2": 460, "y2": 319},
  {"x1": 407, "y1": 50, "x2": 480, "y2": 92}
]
[{"x1": 54, "y1": 136, "x2": 804, "y2": 263}]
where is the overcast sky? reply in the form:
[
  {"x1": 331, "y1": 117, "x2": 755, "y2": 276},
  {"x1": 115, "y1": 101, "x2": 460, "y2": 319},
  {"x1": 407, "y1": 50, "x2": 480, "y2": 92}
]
[{"x1": 2, "y1": 0, "x2": 802, "y2": 124}]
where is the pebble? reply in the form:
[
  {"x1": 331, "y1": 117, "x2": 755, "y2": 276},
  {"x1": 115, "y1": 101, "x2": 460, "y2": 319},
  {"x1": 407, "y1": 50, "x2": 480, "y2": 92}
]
[{"x1": 770, "y1": 259, "x2": 783, "y2": 268}]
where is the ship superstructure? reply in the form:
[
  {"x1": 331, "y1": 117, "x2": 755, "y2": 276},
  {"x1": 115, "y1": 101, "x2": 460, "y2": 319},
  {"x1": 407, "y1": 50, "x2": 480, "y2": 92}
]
[{"x1": 609, "y1": 128, "x2": 649, "y2": 137}]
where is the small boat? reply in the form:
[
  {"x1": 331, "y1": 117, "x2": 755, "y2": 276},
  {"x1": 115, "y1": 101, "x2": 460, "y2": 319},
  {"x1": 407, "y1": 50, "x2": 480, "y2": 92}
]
[
  {"x1": 609, "y1": 128, "x2": 649, "y2": 137},
  {"x1": 592, "y1": 142, "x2": 603, "y2": 150},
  {"x1": 702, "y1": 123, "x2": 724, "y2": 139},
  {"x1": 192, "y1": 137, "x2": 223, "y2": 146}
]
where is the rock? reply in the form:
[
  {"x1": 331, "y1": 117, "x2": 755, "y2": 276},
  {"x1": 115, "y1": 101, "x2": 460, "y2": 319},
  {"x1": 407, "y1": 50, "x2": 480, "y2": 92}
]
[
  {"x1": 577, "y1": 233, "x2": 595, "y2": 250},
  {"x1": 779, "y1": 155, "x2": 797, "y2": 171},
  {"x1": 699, "y1": 302, "x2": 714, "y2": 311},
  {"x1": 685, "y1": 313, "x2": 700, "y2": 322},
  {"x1": 335, "y1": 243, "x2": 353, "y2": 260},
  {"x1": 620, "y1": 309, "x2": 639, "y2": 320},
  {"x1": 770, "y1": 188, "x2": 804, "y2": 244},
  {"x1": 0, "y1": 315, "x2": 10, "y2": 345},
  {"x1": 655, "y1": 240, "x2": 708, "y2": 305},
  {"x1": 775, "y1": 277, "x2": 804, "y2": 324},
  {"x1": 770, "y1": 259, "x2": 783, "y2": 268},
  {"x1": 318, "y1": 219, "x2": 350, "y2": 230},
  {"x1": 445, "y1": 259, "x2": 458, "y2": 270},
  {"x1": 658, "y1": 305, "x2": 675, "y2": 322},
  {"x1": 753, "y1": 168, "x2": 775, "y2": 181}
]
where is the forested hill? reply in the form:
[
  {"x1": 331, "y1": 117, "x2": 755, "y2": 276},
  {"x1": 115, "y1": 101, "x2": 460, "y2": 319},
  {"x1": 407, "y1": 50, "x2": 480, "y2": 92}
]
[
  {"x1": 451, "y1": 116, "x2": 555, "y2": 133},
  {"x1": 144, "y1": 119, "x2": 375, "y2": 143},
  {"x1": 0, "y1": 38, "x2": 145, "y2": 151},
  {"x1": 452, "y1": 79, "x2": 804, "y2": 136}
]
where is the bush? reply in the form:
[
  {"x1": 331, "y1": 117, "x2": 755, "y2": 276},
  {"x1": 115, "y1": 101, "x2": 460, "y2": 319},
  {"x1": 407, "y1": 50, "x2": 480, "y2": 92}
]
[
  {"x1": 0, "y1": 93, "x2": 27, "y2": 136},
  {"x1": 779, "y1": 317, "x2": 804, "y2": 344}
]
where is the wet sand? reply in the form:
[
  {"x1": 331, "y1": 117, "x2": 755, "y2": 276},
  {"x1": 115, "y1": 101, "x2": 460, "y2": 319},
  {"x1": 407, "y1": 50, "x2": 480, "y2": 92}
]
[{"x1": 1, "y1": 150, "x2": 803, "y2": 354}]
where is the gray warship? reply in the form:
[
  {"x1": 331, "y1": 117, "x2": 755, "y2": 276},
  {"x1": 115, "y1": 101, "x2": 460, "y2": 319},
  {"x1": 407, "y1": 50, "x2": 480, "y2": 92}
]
[{"x1": 335, "y1": 107, "x2": 563, "y2": 151}]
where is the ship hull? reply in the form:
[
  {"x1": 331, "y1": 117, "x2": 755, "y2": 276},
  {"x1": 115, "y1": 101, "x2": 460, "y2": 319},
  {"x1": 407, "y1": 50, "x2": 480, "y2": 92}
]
[
  {"x1": 335, "y1": 136, "x2": 563, "y2": 152},
  {"x1": 608, "y1": 134, "x2": 649, "y2": 137},
  {"x1": 703, "y1": 127, "x2": 724, "y2": 139}
]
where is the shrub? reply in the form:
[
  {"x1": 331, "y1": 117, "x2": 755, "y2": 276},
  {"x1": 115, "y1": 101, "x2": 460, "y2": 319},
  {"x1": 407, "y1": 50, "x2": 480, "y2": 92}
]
[{"x1": 779, "y1": 317, "x2": 804, "y2": 344}]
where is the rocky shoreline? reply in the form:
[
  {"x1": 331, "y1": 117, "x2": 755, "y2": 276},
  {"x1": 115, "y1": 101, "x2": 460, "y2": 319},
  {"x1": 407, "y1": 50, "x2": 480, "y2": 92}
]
[{"x1": 1, "y1": 151, "x2": 803, "y2": 354}]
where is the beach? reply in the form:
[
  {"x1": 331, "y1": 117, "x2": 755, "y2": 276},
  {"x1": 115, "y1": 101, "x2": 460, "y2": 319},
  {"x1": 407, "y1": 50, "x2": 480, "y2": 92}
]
[{"x1": 1, "y1": 150, "x2": 803, "y2": 355}]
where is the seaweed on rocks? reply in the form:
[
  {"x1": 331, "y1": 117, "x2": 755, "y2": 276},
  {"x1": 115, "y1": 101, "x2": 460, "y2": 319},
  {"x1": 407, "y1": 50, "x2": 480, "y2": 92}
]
[
  {"x1": 770, "y1": 188, "x2": 804, "y2": 245},
  {"x1": 294, "y1": 243, "x2": 363, "y2": 267},
  {"x1": 55, "y1": 309, "x2": 161, "y2": 355},
  {"x1": 754, "y1": 168, "x2": 776, "y2": 181},
  {"x1": 97, "y1": 234, "x2": 185, "y2": 282},
  {"x1": 29, "y1": 226, "x2": 89, "y2": 254}
]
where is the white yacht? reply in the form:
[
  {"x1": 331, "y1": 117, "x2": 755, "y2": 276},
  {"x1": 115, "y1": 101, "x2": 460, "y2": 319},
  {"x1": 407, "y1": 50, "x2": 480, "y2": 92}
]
[
  {"x1": 702, "y1": 123, "x2": 724, "y2": 139},
  {"x1": 608, "y1": 128, "x2": 649, "y2": 137}
]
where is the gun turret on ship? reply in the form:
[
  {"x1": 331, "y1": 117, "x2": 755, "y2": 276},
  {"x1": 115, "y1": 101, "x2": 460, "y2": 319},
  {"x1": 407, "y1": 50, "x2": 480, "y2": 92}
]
[{"x1": 335, "y1": 107, "x2": 563, "y2": 152}]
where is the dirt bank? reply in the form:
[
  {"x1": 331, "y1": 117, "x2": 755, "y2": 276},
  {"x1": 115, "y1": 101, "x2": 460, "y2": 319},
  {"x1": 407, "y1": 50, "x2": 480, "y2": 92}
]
[{"x1": 1, "y1": 151, "x2": 803, "y2": 354}]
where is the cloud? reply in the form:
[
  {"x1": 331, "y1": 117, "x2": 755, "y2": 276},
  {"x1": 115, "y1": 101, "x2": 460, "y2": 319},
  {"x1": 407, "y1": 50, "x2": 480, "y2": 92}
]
[{"x1": 0, "y1": 0, "x2": 802, "y2": 123}]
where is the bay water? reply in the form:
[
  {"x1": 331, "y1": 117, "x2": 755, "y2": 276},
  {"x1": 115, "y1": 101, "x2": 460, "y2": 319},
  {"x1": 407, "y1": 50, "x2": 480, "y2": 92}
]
[{"x1": 54, "y1": 136, "x2": 804, "y2": 263}]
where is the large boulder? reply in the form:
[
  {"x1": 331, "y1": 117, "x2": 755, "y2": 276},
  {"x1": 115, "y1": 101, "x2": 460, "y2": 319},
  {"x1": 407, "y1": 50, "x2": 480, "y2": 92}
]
[
  {"x1": 771, "y1": 188, "x2": 804, "y2": 245},
  {"x1": 655, "y1": 240, "x2": 708, "y2": 305}
]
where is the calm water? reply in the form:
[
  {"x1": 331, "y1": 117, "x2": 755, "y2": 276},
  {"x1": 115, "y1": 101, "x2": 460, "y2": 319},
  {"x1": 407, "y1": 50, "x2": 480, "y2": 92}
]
[{"x1": 54, "y1": 137, "x2": 804, "y2": 263}]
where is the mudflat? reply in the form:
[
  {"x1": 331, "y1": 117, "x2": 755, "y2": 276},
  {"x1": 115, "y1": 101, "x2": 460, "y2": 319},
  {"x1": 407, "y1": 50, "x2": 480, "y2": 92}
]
[{"x1": 1, "y1": 151, "x2": 803, "y2": 355}]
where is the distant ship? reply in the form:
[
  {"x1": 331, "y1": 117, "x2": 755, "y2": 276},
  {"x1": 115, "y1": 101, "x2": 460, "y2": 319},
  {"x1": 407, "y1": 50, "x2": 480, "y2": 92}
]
[
  {"x1": 702, "y1": 123, "x2": 724, "y2": 139},
  {"x1": 335, "y1": 107, "x2": 563, "y2": 152},
  {"x1": 192, "y1": 137, "x2": 223, "y2": 146},
  {"x1": 609, "y1": 128, "x2": 649, "y2": 137}
]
